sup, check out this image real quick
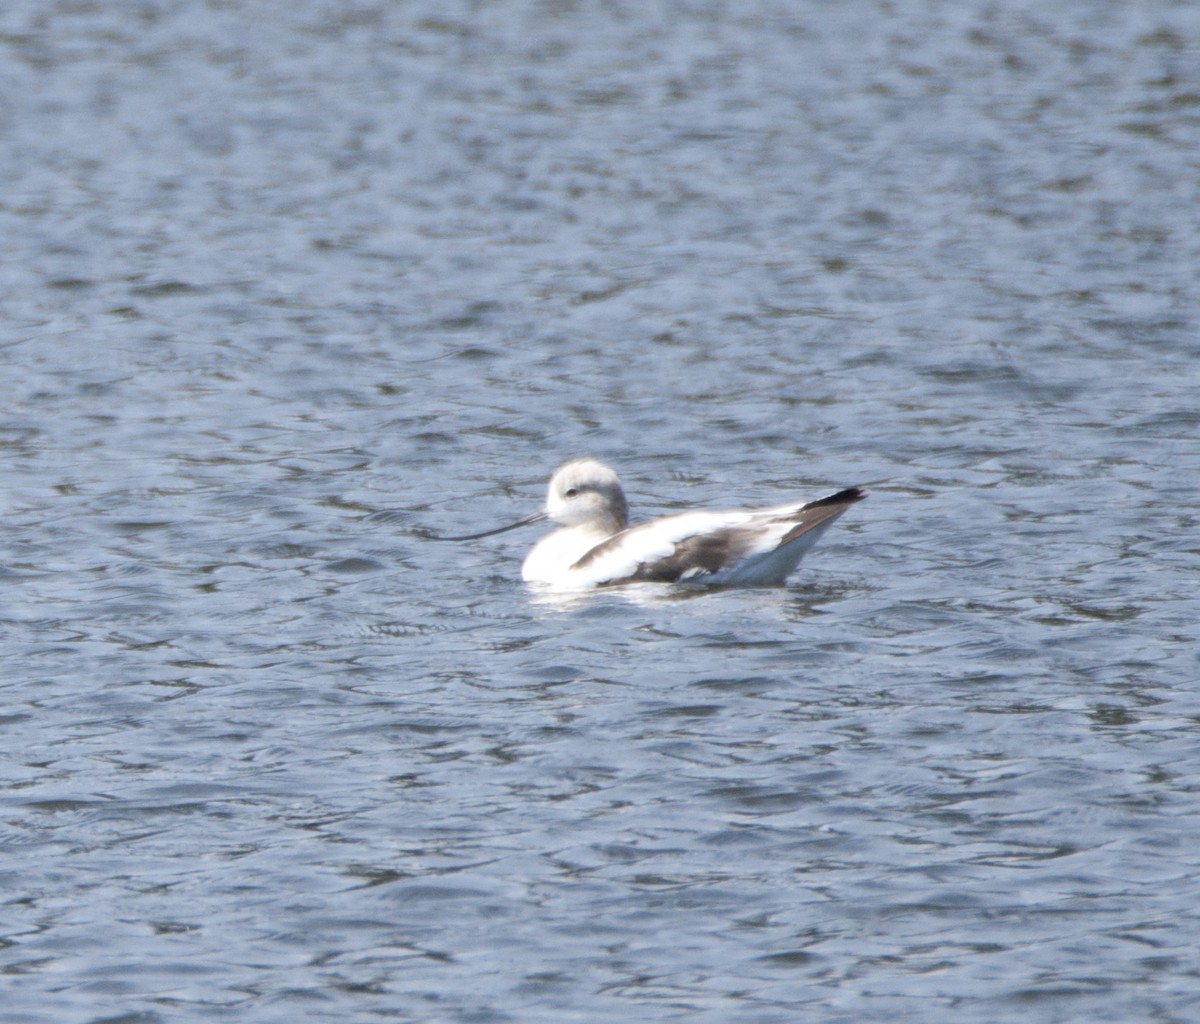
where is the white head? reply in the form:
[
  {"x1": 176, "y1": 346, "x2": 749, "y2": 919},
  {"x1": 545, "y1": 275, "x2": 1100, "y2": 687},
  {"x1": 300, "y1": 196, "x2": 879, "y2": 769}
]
[
  {"x1": 545, "y1": 459, "x2": 628, "y2": 531},
  {"x1": 433, "y1": 458, "x2": 629, "y2": 542}
]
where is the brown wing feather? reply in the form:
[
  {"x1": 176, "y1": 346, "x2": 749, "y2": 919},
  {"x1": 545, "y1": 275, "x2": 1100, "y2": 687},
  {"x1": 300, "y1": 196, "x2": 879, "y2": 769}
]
[
  {"x1": 776, "y1": 487, "x2": 867, "y2": 545},
  {"x1": 614, "y1": 527, "x2": 765, "y2": 584},
  {"x1": 588, "y1": 487, "x2": 867, "y2": 586}
]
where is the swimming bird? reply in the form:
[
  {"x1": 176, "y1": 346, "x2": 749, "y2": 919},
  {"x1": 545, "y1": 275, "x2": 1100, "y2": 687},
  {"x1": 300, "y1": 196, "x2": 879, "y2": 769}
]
[{"x1": 434, "y1": 458, "x2": 866, "y2": 590}]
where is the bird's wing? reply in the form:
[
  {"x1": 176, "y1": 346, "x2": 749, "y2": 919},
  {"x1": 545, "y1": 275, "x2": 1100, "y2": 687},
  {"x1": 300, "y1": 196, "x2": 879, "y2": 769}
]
[{"x1": 571, "y1": 487, "x2": 866, "y2": 587}]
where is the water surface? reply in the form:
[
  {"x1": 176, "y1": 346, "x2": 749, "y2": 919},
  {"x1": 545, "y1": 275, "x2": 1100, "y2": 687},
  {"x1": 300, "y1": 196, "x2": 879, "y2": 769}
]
[{"x1": 3, "y1": 1, "x2": 1199, "y2": 1022}]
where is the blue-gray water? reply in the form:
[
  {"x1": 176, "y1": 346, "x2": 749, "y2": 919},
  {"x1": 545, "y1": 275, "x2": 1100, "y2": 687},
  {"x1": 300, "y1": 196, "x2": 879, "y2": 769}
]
[{"x1": 3, "y1": 2, "x2": 1199, "y2": 1022}]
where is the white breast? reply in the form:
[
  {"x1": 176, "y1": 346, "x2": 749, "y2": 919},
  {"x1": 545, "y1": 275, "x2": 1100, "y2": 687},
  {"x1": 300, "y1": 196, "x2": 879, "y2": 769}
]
[{"x1": 521, "y1": 525, "x2": 615, "y2": 585}]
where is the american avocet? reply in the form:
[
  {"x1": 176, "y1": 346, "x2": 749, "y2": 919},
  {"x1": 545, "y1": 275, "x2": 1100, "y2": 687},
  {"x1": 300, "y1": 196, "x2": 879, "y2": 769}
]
[{"x1": 435, "y1": 458, "x2": 866, "y2": 590}]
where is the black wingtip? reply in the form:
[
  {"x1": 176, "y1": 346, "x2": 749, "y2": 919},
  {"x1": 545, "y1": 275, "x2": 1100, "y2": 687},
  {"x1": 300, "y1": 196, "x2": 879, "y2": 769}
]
[{"x1": 805, "y1": 486, "x2": 868, "y2": 509}]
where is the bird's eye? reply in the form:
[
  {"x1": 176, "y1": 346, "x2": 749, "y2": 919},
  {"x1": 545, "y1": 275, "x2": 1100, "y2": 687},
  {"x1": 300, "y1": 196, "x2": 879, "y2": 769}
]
[{"x1": 564, "y1": 487, "x2": 579, "y2": 498}]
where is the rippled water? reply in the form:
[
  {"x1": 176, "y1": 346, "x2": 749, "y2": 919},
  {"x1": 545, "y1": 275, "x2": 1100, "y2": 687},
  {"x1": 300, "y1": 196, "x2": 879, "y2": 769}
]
[{"x1": 3, "y1": 1, "x2": 1199, "y2": 1022}]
